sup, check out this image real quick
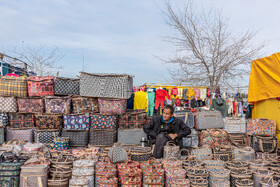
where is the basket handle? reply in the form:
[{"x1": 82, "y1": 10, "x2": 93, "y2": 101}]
[
  {"x1": 166, "y1": 141, "x2": 176, "y2": 146},
  {"x1": 259, "y1": 138, "x2": 276, "y2": 153}
]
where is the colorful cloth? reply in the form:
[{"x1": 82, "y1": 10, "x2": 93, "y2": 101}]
[
  {"x1": 134, "y1": 91, "x2": 148, "y2": 112},
  {"x1": 155, "y1": 89, "x2": 171, "y2": 101},
  {"x1": 147, "y1": 92, "x2": 155, "y2": 116}
]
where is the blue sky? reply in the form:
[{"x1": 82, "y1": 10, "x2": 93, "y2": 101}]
[{"x1": 0, "y1": 0, "x2": 279, "y2": 86}]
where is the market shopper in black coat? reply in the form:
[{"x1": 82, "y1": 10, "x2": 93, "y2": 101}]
[{"x1": 143, "y1": 105, "x2": 191, "y2": 158}]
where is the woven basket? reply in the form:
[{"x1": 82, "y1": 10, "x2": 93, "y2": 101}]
[
  {"x1": 191, "y1": 146, "x2": 212, "y2": 160},
  {"x1": 260, "y1": 178, "x2": 279, "y2": 187},
  {"x1": 213, "y1": 145, "x2": 233, "y2": 161},
  {"x1": 211, "y1": 179, "x2": 230, "y2": 187},
  {"x1": 50, "y1": 156, "x2": 74, "y2": 169},
  {"x1": 190, "y1": 179, "x2": 208, "y2": 187},
  {"x1": 235, "y1": 179, "x2": 254, "y2": 187},
  {"x1": 203, "y1": 160, "x2": 225, "y2": 169},
  {"x1": 226, "y1": 161, "x2": 249, "y2": 170},
  {"x1": 249, "y1": 160, "x2": 269, "y2": 171},
  {"x1": 163, "y1": 141, "x2": 180, "y2": 159},
  {"x1": 253, "y1": 169, "x2": 274, "y2": 187},
  {"x1": 209, "y1": 168, "x2": 230, "y2": 187},
  {"x1": 49, "y1": 167, "x2": 72, "y2": 179},
  {"x1": 230, "y1": 169, "x2": 252, "y2": 187},
  {"x1": 130, "y1": 147, "x2": 152, "y2": 162},
  {"x1": 48, "y1": 177, "x2": 68, "y2": 187}
]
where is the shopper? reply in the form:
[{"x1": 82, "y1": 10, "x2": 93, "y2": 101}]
[{"x1": 143, "y1": 105, "x2": 191, "y2": 158}]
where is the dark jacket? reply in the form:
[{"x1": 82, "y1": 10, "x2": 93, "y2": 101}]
[
  {"x1": 143, "y1": 116, "x2": 191, "y2": 147},
  {"x1": 210, "y1": 98, "x2": 228, "y2": 118}
]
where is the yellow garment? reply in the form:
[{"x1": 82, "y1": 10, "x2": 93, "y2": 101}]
[
  {"x1": 178, "y1": 88, "x2": 183, "y2": 99},
  {"x1": 171, "y1": 95, "x2": 179, "y2": 99},
  {"x1": 187, "y1": 89, "x2": 196, "y2": 99},
  {"x1": 134, "y1": 91, "x2": 148, "y2": 112},
  {"x1": 248, "y1": 52, "x2": 280, "y2": 102}
]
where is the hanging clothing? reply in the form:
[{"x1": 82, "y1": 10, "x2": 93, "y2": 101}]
[
  {"x1": 172, "y1": 87, "x2": 178, "y2": 96},
  {"x1": 187, "y1": 89, "x2": 196, "y2": 100},
  {"x1": 134, "y1": 91, "x2": 148, "y2": 112},
  {"x1": 155, "y1": 89, "x2": 171, "y2": 102},
  {"x1": 238, "y1": 102, "x2": 243, "y2": 117},
  {"x1": 200, "y1": 88, "x2": 207, "y2": 101},
  {"x1": 226, "y1": 99, "x2": 233, "y2": 116},
  {"x1": 147, "y1": 92, "x2": 155, "y2": 116},
  {"x1": 182, "y1": 89, "x2": 188, "y2": 100},
  {"x1": 168, "y1": 88, "x2": 172, "y2": 96},
  {"x1": 175, "y1": 98, "x2": 181, "y2": 107},
  {"x1": 207, "y1": 88, "x2": 211, "y2": 98},
  {"x1": 194, "y1": 89, "x2": 200, "y2": 100},
  {"x1": 210, "y1": 98, "x2": 228, "y2": 118},
  {"x1": 127, "y1": 93, "x2": 135, "y2": 109},
  {"x1": 178, "y1": 88, "x2": 183, "y2": 99},
  {"x1": 165, "y1": 99, "x2": 172, "y2": 105}
]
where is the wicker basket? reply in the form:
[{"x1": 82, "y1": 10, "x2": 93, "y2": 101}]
[
  {"x1": 211, "y1": 179, "x2": 230, "y2": 187},
  {"x1": 48, "y1": 177, "x2": 69, "y2": 187},
  {"x1": 235, "y1": 179, "x2": 254, "y2": 187},
  {"x1": 163, "y1": 141, "x2": 180, "y2": 159},
  {"x1": 230, "y1": 169, "x2": 252, "y2": 187},
  {"x1": 208, "y1": 168, "x2": 230, "y2": 187},
  {"x1": 190, "y1": 179, "x2": 208, "y2": 187},
  {"x1": 253, "y1": 169, "x2": 274, "y2": 187}
]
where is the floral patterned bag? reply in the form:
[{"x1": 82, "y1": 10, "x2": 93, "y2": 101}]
[
  {"x1": 35, "y1": 114, "x2": 63, "y2": 130},
  {"x1": 64, "y1": 114, "x2": 90, "y2": 130},
  {"x1": 247, "y1": 118, "x2": 276, "y2": 136},
  {"x1": 44, "y1": 96, "x2": 71, "y2": 114},
  {"x1": 9, "y1": 113, "x2": 35, "y2": 129},
  {"x1": 72, "y1": 96, "x2": 99, "y2": 114},
  {"x1": 98, "y1": 98, "x2": 126, "y2": 115},
  {"x1": 90, "y1": 114, "x2": 117, "y2": 130},
  {"x1": 200, "y1": 129, "x2": 229, "y2": 148},
  {"x1": 17, "y1": 97, "x2": 44, "y2": 113},
  {"x1": 27, "y1": 76, "x2": 55, "y2": 96}
]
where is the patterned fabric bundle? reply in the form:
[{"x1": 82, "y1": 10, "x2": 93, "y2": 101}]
[
  {"x1": 44, "y1": 96, "x2": 71, "y2": 114},
  {"x1": 195, "y1": 110, "x2": 224, "y2": 130},
  {"x1": 61, "y1": 130, "x2": 89, "y2": 146},
  {"x1": 252, "y1": 135, "x2": 278, "y2": 153},
  {"x1": 9, "y1": 113, "x2": 34, "y2": 129},
  {"x1": 80, "y1": 72, "x2": 133, "y2": 99},
  {"x1": 0, "y1": 113, "x2": 8, "y2": 127},
  {"x1": 163, "y1": 141, "x2": 180, "y2": 159},
  {"x1": 0, "y1": 76, "x2": 27, "y2": 97},
  {"x1": 129, "y1": 147, "x2": 152, "y2": 162},
  {"x1": 54, "y1": 77, "x2": 80, "y2": 95},
  {"x1": 72, "y1": 96, "x2": 99, "y2": 114},
  {"x1": 182, "y1": 129, "x2": 199, "y2": 148},
  {"x1": 224, "y1": 117, "x2": 246, "y2": 133},
  {"x1": 213, "y1": 145, "x2": 233, "y2": 162},
  {"x1": 64, "y1": 114, "x2": 90, "y2": 130},
  {"x1": 108, "y1": 143, "x2": 128, "y2": 163},
  {"x1": 200, "y1": 129, "x2": 229, "y2": 148},
  {"x1": 98, "y1": 98, "x2": 127, "y2": 115},
  {"x1": 17, "y1": 97, "x2": 44, "y2": 113},
  {"x1": 27, "y1": 76, "x2": 54, "y2": 96},
  {"x1": 34, "y1": 129, "x2": 59, "y2": 143},
  {"x1": 35, "y1": 114, "x2": 63, "y2": 130},
  {"x1": 53, "y1": 137, "x2": 70, "y2": 150},
  {"x1": 119, "y1": 109, "x2": 147, "y2": 129},
  {"x1": 0, "y1": 152, "x2": 22, "y2": 187},
  {"x1": 90, "y1": 114, "x2": 118, "y2": 130},
  {"x1": 118, "y1": 128, "x2": 147, "y2": 145},
  {"x1": 0, "y1": 97, "x2": 17, "y2": 113},
  {"x1": 89, "y1": 130, "x2": 117, "y2": 146},
  {"x1": 6, "y1": 128, "x2": 33, "y2": 142},
  {"x1": 247, "y1": 118, "x2": 276, "y2": 136}
]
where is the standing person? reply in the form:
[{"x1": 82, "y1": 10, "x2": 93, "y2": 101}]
[{"x1": 143, "y1": 105, "x2": 191, "y2": 158}]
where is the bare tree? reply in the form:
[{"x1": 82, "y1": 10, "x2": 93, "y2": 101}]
[
  {"x1": 4, "y1": 42, "x2": 64, "y2": 76},
  {"x1": 161, "y1": 1, "x2": 265, "y2": 91}
]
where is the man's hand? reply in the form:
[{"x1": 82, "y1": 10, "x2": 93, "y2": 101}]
[{"x1": 169, "y1": 133, "x2": 178, "y2": 140}]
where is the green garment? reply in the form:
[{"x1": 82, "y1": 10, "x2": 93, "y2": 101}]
[
  {"x1": 147, "y1": 92, "x2": 155, "y2": 116},
  {"x1": 210, "y1": 98, "x2": 228, "y2": 118}
]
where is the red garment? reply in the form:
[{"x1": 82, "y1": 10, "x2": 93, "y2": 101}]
[
  {"x1": 233, "y1": 101, "x2": 236, "y2": 113},
  {"x1": 207, "y1": 88, "x2": 211, "y2": 97},
  {"x1": 5, "y1": 73, "x2": 20, "y2": 77},
  {"x1": 155, "y1": 89, "x2": 171, "y2": 101},
  {"x1": 171, "y1": 87, "x2": 178, "y2": 96},
  {"x1": 175, "y1": 98, "x2": 181, "y2": 106},
  {"x1": 155, "y1": 100, "x2": 165, "y2": 109}
]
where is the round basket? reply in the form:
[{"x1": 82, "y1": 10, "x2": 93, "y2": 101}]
[
  {"x1": 226, "y1": 161, "x2": 249, "y2": 170},
  {"x1": 48, "y1": 177, "x2": 68, "y2": 187},
  {"x1": 230, "y1": 169, "x2": 252, "y2": 187},
  {"x1": 203, "y1": 160, "x2": 225, "y2": 169},
  {"x1": 49, "y1": 167, "x2": 72, "y2": 179},
  {"x1": 235, "y1": 179, "x2": 254, "y2": 187},
  {"x1": 190, "y1": 179, "x2": 208, "y2": 187},
  {"x1": 211, "y1": 179, "x2": 230, "y2": 187}
]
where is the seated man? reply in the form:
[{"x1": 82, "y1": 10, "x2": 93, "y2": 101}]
[{"x1": 143, "y1": 105, "x2": 191, "y2": 158}]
